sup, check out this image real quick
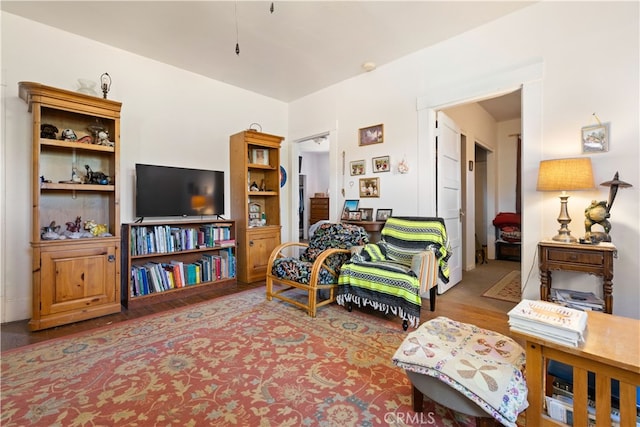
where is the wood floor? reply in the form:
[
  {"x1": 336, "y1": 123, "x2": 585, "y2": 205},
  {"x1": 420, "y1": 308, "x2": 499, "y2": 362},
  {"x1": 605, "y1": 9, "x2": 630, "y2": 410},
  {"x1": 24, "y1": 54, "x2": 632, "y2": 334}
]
[{"x1": 1, "y1": 260, "x2": 522, "y2": 352}]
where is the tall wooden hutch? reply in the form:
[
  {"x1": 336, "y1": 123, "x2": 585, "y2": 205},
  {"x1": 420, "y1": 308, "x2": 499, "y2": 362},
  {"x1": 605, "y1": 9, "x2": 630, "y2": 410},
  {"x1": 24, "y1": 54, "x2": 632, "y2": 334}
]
[
  {"x1": 229, "y1": 130, "x2": 284, "y2": 283},
  {"x1": 19, "y1": 82, "x2": 122, "y2": 330}
]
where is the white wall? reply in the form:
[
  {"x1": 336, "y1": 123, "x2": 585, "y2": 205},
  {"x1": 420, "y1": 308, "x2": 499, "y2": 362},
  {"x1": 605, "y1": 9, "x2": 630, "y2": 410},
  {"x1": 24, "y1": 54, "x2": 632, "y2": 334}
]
[
  {"x1": 2, "y1": 2, "x2": 639, "y2": 321},
  {"x1": 288, "y1": 2, "x2": 639, "y2": 318},
  {"x1": 1, "y1": 12, "x2": 288, "y2": 322}
]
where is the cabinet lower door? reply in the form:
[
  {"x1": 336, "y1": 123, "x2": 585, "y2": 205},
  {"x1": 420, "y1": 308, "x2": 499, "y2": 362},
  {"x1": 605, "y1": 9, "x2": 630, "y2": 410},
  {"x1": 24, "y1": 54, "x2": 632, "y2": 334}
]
[
  {"x1": 242, "y1": 227, "x2": 280, "y2": 283},
  {"x1": 30, "y1": 240, "x2": 121, "y2": 330}
]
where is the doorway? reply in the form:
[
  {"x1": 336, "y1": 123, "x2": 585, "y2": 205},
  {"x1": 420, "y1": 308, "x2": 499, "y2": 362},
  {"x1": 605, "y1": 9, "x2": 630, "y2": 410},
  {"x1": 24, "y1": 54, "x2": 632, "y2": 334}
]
[{"x1": 295, "y1": 135, "x2": 330, "y2": 240}]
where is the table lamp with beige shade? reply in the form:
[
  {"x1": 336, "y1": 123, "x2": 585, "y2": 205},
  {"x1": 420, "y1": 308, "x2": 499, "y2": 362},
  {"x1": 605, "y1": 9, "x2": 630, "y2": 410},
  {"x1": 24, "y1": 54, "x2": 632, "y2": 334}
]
[{"x1": 536, "y1": 157, "x2": 595, "y2": 243}]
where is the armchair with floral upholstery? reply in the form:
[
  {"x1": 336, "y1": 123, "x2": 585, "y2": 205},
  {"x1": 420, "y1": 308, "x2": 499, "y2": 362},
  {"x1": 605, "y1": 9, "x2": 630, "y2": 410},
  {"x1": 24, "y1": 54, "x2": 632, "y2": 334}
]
[
  {"x1": 337, "y1": 217, "x2": 451, "y2": 330},
  {"x1": 266, "y1": 222, "x2": 369, "y2": 317}
]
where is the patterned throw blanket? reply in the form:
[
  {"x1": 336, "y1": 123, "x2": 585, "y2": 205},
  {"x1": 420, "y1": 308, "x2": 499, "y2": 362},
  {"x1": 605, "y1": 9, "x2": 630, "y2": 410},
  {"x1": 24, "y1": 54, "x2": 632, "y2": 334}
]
[
  {"x1": 337, "y1": 217, "x2": 452, "y2": 327},
  {"x1": 392, "y1": 317, "x2": 528, "y2": 427}
]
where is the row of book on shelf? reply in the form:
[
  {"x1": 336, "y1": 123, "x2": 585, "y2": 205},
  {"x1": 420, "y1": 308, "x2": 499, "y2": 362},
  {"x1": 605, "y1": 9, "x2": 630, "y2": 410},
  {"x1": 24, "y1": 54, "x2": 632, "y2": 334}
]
[
  {"x1": 130, "y1": 249, "x2": 236, "y2": 297},
  {"x1": 545, "y1": 394, "x2": 639, "y2": 426},
  {"x1": 129, "y1": 224, "x2": 235, "y2": 256},
  {"x1": 508, "y1": 299, "x2": 588, "y2": 347},
  {"x1": 550, "y1": 288, "x2": 605, "y2": 312}
]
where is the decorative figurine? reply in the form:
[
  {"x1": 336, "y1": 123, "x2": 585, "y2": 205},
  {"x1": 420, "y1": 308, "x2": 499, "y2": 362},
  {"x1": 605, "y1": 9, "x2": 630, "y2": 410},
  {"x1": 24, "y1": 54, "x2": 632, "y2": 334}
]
[
  {"x1": 66, "y1": 216, "x2": 83, "y2": 233},
  {"x1": 40, "y1": 124, "x2": 58, "y2": 139},
  {"x1": 41, "y1": 221, "x2": 61, "y2": 240},
  {"x1": 84, "y1": 220, "x2": 109, "y2": 237},
  {"x1": 60, "y1": 128, "x2": 77, "y2": 141},
  {"x1": 96, "y1": 130, "x2": 113, "y2": 147},
  {"x1": 583, "y1": 172, "x2": 633, "y2": 242},
  {"x1": 84, "y1": 165, "x2": 110, "y2": 184}
]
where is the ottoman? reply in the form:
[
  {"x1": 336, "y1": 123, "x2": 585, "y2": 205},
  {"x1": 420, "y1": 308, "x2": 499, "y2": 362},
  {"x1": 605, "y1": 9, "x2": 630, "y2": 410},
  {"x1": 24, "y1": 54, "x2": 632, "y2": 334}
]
[{"x1": 392, "y1": 316, "x2": 528, "y2": 427}]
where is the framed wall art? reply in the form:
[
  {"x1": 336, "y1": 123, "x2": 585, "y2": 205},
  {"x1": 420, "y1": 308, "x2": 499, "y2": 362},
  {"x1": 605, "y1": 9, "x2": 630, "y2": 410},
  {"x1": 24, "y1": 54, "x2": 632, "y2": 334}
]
[
  {"x1": 359, "y1": 177, "x2": 379, "y2": 198},
  {"x1": 359, "y1": 208, "x2": 374, "y2": 221},
  {"x1": 359, "y1": 124, "x2": 384, "y2": 146},
  {"x1": 376, "y1": 209, "x2": 392, "y2": 221},
  {"x1": 350, "y1": 159, "x2": 365, "y2": 176},
  {"x1": 581, "y1": 123, "x2": 609, "y2": 153},
  {"x1": 341, "y1": 199, "x2": 359, "y2": 220},
  {"x1": 372, "y1": 155, "x2": 390, "y2": 173}
]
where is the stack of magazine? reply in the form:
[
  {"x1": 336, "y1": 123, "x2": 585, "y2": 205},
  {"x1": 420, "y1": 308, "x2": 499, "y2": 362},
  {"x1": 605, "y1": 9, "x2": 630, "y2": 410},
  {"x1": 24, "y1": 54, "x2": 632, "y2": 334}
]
[
  {"x1": 551, "y1": 288, "x2": 605, "y2": 312},
  {"x1": 508, "y1": 299, "x2": 588, "y2": 347}
]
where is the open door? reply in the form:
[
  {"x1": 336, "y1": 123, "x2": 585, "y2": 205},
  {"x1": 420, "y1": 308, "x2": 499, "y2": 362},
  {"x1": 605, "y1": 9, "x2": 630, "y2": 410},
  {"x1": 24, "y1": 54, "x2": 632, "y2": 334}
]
[{"x1": 436, "y1": 111, "x2": 462, "y2": 292}]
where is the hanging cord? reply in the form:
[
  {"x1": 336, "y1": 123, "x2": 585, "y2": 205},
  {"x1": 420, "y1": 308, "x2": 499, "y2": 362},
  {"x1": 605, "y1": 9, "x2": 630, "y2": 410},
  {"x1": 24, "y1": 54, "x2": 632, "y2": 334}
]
[
  {"x1": 235, "y1": 2, "x2": 240, "y2": 55},
  {"x1": 521, "y1": 247, "x2": 538, "y2": 296}
]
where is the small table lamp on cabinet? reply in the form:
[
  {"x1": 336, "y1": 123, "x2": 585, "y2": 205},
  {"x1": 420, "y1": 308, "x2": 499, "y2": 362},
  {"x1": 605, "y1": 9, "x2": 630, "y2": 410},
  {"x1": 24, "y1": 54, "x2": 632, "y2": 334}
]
[{"x1": 536, "y1": 157, "x2": 595, "y2": 243}]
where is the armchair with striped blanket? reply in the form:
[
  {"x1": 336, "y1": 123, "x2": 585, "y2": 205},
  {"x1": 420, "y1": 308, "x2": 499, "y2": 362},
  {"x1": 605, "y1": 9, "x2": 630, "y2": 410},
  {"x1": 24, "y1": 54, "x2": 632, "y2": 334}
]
[{"x1": 337, "y1": 217, "x2": 451, "y2": 330}]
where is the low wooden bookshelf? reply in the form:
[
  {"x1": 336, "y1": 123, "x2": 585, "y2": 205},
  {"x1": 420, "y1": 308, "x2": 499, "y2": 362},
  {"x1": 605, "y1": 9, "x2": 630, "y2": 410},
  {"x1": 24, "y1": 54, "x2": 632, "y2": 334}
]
[{"x1": 121, "y1": 219, "x2": 237, "y2": 308}]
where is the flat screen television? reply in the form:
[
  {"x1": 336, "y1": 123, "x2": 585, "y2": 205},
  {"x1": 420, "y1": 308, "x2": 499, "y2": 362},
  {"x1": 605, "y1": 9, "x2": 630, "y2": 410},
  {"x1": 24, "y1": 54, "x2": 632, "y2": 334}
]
[{"x1": 135, "y1": 164, "x2": 225, "y2": 218}]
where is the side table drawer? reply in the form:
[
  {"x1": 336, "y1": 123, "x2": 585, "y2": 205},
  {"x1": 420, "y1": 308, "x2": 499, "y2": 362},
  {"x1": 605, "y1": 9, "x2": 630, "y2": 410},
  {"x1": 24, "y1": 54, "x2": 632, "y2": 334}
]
[{"x1": 546, "y1": 248, "x2": 603, "y2": 266}]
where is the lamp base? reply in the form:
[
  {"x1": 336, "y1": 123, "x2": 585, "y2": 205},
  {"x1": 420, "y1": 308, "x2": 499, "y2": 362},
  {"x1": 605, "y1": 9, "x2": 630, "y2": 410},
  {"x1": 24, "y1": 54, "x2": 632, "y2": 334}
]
[
  {"x1": 552, "y1": 232, "x2": 577, "y2": 243},
  {"x1": 552, "y1": 194, "x2": 576, "y2": 243}
]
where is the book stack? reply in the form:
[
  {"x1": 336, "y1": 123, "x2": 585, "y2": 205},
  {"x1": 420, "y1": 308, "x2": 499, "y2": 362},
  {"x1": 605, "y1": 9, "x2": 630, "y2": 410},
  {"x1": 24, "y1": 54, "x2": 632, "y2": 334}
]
[
  {"x1": 508, "y1": 299, "x2": 588, "y2": 347},
  {"x1": 551, "y1": 288, "x2": 605, "y2": 312}
]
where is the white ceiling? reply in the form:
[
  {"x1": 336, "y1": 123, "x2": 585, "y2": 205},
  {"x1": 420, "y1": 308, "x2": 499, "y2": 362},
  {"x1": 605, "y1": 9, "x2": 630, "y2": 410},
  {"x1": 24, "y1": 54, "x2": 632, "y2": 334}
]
[{"x1": 2, "y1": 1, "x2": 528, "y2": 119}]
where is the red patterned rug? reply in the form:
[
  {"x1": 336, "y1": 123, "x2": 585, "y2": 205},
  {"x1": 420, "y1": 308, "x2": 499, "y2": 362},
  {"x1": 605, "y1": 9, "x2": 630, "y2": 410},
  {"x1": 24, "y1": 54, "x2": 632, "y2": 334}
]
[{"x1": 2, "y1": 289, "x2": 488, "y2": 426}]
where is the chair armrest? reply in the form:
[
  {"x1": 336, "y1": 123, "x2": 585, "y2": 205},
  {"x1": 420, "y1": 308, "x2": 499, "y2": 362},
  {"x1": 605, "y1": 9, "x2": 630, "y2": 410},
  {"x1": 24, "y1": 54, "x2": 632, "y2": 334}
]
[
  {"x1": 411, "y1": 250, "x2": 438, "y2": 295},
  {"x1": 309, "y1": 248, "x2": 351, "y2": 284},
  {"x1": 267, "y1": 241, "x2": 309, "y2": 270}
]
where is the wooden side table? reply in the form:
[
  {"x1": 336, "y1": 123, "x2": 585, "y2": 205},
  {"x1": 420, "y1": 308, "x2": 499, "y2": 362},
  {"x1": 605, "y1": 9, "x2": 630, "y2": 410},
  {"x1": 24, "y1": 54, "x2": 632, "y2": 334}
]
[
  {"x1": 512, "y1": 312, "x2": 640, "y2": 426},
  {"x1": 538, "y1": 240, "x2": 616, "y2": 314}
]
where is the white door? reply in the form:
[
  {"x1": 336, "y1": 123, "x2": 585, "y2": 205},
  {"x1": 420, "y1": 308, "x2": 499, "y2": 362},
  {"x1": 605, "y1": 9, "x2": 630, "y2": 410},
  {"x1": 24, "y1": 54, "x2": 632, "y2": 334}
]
[{"x1": 436, "y1": 111, "x2": 462, "y2": 292}]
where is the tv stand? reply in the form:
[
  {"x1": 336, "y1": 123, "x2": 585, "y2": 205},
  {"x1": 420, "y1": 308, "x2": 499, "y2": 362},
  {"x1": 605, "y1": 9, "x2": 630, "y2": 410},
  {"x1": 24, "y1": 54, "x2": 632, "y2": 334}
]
[{"x1": 122, "y1": 219, "x2": 237, "y2": 308}]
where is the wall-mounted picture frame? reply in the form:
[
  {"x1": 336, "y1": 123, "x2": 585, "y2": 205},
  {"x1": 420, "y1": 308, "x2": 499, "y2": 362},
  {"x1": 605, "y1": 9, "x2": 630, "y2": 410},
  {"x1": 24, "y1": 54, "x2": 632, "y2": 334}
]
[
  {"x1": 359, "y1": 208, "x2": 374, "y2": 221},
  {"x1": 350, "y1": 159, "x2": 366, "y2": 176},
  {"x1": 372, "y1": 155, "x2": 390, "y2": 173},
  {"x1": 359, "y1": 123, "x2": 384, "y2": 146},
  {"x1": 376, "y1": 209, "x2": 393, "y2": 221},
  {"x1": 359, "y1": 177, "x2": 380, "y2": 198},
  {"x1": 581, "y1": 123, "x2": 609, "y2": 153},
  {"x1": 348, "y1": 210, "x2": 362, "y2": 221},
  {"x1": 341, "y1": 199, "x2": 360, "y2": 220},
  {"x1": 252, "y1": 148, "x2": 270, "y2": 165}
]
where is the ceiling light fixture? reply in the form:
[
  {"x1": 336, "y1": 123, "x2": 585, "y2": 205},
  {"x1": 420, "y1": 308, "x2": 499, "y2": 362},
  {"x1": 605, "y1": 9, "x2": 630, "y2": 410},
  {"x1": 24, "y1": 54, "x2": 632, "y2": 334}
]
[{"x1": 362, "y1": 62, "x2": 376, "y2": 72}]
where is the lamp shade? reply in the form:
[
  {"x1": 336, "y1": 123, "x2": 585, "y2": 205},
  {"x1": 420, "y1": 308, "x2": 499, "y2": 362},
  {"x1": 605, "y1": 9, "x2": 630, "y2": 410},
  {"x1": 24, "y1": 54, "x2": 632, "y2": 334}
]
[{"x1": 536, "y1": 158, "x2": 595, "y2": 191}]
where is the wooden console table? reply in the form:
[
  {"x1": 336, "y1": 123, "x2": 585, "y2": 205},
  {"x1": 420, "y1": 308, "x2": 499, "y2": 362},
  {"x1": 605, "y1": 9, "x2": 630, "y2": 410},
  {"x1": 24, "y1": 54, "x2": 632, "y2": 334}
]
[
  {"x1": 512, "y1": 311, "x2": 639, "y2": 426},
  {"x1": 538, "y1": 240, "x2": 616, "y2": 314}
]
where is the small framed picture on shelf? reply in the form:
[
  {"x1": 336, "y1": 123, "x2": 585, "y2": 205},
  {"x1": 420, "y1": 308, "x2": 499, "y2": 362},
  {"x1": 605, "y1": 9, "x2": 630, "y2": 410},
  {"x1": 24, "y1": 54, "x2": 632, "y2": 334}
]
[
  {"x1": 350, "y1": 159, "x2": 366, "y2": 176},
  {"x1": 252, "y1": 148, "x2": 270, "y2": 165},
  {"x1": 376, "y1": 209, "x2": 392, "y2": 221},
  {"x1": 348, "y1": 210, "x2": 362, "y2": 221},
  {"x1": 359, "y1": 177, "x2": 379, "y2": 198},
  {"x1": 341, "y1": 199, "x2": 359, "y2": 220},
  {"x1": 359, "y1": 208, "x2": 373, "y2": 221},
  {"x1": 359, "y1": 124, "x2": 384, "y2": 146},
  {"x1": 372, "y1": 155, "x2": 390, "y2": 173},
  {"x1": 581, "y1": 123, "x2": 609, "y2": 153}
]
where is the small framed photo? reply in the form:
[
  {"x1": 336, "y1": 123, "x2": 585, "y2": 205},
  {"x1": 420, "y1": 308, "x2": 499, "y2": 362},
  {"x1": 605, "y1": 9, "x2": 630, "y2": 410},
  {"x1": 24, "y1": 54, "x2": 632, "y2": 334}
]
[
  {"x1": 359, "y1": 208, "x2": 373, "y2": 221},
  {"x1": 359, "y1": 123, "x2": 384, "y2": 146},
  {"x1": 341, "y1": 199, "x2": 360, "y2": 220},
  {"x1": 348, "y1": 210, "x2": 362, "y2": 221},
  {"x1": 376, "y1": 209, "x2": 392, "y2": 221},
  {"x1": 359, "y1": 177, "x2": 380, "y2": 198},
  {"x1": 581, "y1": 123, "x2": 609, "y2": 153},
  {"x1": 252, "y1": 148, "x2": 270, "y2": 165},
  {"x1": 350, "y1": 160, "x2": 366, "y2": 176},
  {"x1": 372, "y1": 155, "x2": 390, "y2": 173}
]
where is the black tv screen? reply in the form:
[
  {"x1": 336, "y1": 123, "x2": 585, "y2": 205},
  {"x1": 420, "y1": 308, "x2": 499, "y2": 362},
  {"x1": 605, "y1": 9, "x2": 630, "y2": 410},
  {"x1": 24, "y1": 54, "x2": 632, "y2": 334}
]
[{"x1": 135, "y1": 164, "x2": 225, "y2": 218}]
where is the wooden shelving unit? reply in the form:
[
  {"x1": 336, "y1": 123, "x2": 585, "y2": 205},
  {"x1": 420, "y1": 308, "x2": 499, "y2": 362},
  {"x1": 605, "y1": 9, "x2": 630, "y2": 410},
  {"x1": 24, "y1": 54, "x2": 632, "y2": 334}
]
[
  {"x1": 19, "y1": 81, "x2": 122, "y2": 331},
  {"x1": 229, "y1": 130, "x2": 284, "y2": 283},
  {"x1": 121, "y1": 220, "x2": 237, "y2": 308}
]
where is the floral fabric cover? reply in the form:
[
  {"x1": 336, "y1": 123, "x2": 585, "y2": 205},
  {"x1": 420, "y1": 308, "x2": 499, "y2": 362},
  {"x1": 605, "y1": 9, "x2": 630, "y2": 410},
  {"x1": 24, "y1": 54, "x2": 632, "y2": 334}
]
[
  {"x1": 270, "y1": 223, "x2": 369, "y2": 285},
  {"x1": 392, "y1": 316, "x2": 528, "y2": 427}
]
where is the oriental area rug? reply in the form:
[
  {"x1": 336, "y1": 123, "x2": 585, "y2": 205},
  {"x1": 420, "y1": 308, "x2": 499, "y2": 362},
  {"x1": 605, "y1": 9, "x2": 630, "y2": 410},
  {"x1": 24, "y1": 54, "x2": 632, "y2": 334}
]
[
  {"x1": 1, "y1": 289, "x2": 510, "y2": 427},
  {"x1": 482, "y1": 270, "x2": 522, "y2": 303}
]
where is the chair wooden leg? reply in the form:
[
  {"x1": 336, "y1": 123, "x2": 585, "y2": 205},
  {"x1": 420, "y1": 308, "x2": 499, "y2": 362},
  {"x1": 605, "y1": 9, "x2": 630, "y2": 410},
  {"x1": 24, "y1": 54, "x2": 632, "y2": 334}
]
[
  {"x1": 429, "y1": 286, "x2": 436, "y2": 311},
  {"x1": 412, "y1": 385, "x2": 424, "y2": 412},
  {"x1": 266, "y1": 277, "x2": 273, "y2": 301}
]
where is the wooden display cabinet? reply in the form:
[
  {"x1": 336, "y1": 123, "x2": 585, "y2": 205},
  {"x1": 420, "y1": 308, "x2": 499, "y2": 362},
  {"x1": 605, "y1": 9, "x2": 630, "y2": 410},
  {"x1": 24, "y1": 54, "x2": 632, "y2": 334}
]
[
  {"x1": 19, "y1": 82, "x2": 122, "y2": 330},
  {"x1": 229, "y1": 130, "x2": 284, "y2": 283},
  {"x1": 121, "y1": 220, "x2": 237, "y2": 308}
]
